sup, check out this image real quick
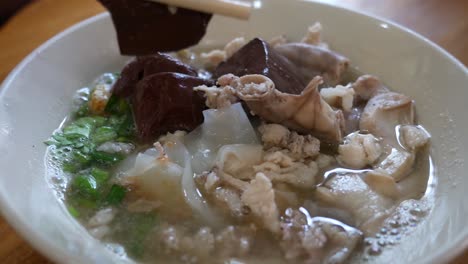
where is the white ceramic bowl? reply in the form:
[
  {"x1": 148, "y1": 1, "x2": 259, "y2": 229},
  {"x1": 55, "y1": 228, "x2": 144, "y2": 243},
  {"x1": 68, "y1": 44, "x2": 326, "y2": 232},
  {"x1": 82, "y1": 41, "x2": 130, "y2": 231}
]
[{"x1": 0, "y1": 1, "x2": 467, "y2": 263}]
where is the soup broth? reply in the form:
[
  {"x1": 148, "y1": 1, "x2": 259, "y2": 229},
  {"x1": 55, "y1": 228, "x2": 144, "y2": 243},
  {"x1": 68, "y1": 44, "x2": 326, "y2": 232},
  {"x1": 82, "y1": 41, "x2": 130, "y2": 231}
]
[{"x1": 45, "y1": 26, "x2": 435, "y2": 264}]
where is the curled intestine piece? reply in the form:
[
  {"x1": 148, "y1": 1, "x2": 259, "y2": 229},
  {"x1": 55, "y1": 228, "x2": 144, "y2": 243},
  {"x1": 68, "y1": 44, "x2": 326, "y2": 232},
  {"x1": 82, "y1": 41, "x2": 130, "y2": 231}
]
[
  {"x1": 315, "y1": 173, "x2": 395, "y2": 235},
  {"x1": 352, "y1": 75, "x2": 390, "y2": 102},
  {"x1": 357, "y1": 76, "x2": 431, "y2": 182},
  {"x1": 233, "y1": 74, "x2": 344, "y2": 142},
  {"x1": 275, "y1": 43, "x2": 349, "y2": 86},
  {"x1": 361, "y1": 92, "x2": 414, "y2": 148}
]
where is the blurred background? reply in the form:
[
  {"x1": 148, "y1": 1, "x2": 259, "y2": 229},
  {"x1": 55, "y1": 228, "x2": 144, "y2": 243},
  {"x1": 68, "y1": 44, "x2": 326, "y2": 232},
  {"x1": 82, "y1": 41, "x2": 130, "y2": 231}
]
[
  {"x1": 0, "y1": 0, "x2": 467, "y2": 263},
  {"x1": 0, "y1": 0, "x2": 32, "y2": 26}
]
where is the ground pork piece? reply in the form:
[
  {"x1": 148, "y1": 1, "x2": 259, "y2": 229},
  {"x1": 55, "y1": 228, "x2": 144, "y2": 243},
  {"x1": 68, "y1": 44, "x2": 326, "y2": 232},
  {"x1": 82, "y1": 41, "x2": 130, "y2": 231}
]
[
  {"x1": 337, "y1": 132, "x2": 382, "y2": 169},
  {"x1": 194, "y1": 74, "x2": 242, "y2": 109},
  {"x1": 320, "y1": 84, "x2": 355, "y2": 112},
  {"x1": 258, "y1": 123, "x2": 291, "y2": 148},
  {"x1": 288, "y1": 132, "x2": 321, "y2": 159},
  {"x1": 194, "y1": 84, "x2": 238, "y2": 109},
  {"x1": 214, "y1": 187, "x2": 245, "y2": 217},
  {"x1": 263, "y1": 150, "x2": 295, "y2": 167},
  {"x1": 266, "y1": 160, "x2": 318, "y2": 189},
  {"x1": 216, "y1": 73, "x2": 241, "y2": 87},
  {"x1": 400, "y1": 125, "x2": 430, "y2": 151},
  {"x1": 258, "y1": 123, "x2": 320, "y2": 159},
  {"x1": 241, "y1": 173, "x2": 280, "y2": 233},
  {"x1": 254, "y1": 151, "x2": 318, "y2": 189}
]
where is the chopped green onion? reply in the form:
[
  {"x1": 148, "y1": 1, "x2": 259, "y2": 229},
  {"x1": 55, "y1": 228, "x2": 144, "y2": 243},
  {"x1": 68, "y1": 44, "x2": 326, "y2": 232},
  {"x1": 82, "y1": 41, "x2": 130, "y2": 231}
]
[
  {"x1": 67, "y1": 205, "x2": 80, "y2": 217},
  {"x1": 90, "y1": 167, "x2": 110, "y2": 185},
  {"x1": 49, "y1": 134, "x2": 73, "y2": 146},
  {"x1": 115, "y1": 136, "x2": 132, "y2": 143},
  {"x1": 93, "y1": 126, "x2": 118, "y2": 144},
  {"x1": 105, "y1": 184, "x2": 127, "y2": 205},
  {"x1": 117, "y1": 114, "x2": 135, "y2": 137},
  {"x1": 75, "y1": 103, "x2": 89, "y2": 118},
  {"x1": 74, "y1": 116, "x2": 107, "y2": 128},
  {"x1": 91, "y1": 151, "x2": 123, "y2": 165},
  {"x1": 73, "y1": 150, "x2": 91, "y2": 165},
  {"x1": 72, "y1": 197, "x2": 98, "y2": 210},
  {"x1": 108, "y1": 115, "x2": 122, "y2": 127},
  {"x1": 71, "y1": 174, "x2": 98, "y2": 198},
  {"x1": 62, "y1": 161, "x2": 82, "y2": 173},
  {"x1": 63, "y1": 123, "x2": 91, "y2": 139},
  {"x1": 105, "y1": 95, "x2": 130, "y2": 115}
]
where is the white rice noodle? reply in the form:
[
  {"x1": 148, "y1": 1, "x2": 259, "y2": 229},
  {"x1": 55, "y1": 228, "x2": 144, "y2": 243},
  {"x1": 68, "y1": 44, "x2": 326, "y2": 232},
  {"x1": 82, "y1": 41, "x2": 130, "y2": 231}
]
[
  {"x1": 185, "y1": 103, "x2": 260, "y2": 174},
  {"x1": 160, "y1": 136, "x2": 223, "y2": 226}
]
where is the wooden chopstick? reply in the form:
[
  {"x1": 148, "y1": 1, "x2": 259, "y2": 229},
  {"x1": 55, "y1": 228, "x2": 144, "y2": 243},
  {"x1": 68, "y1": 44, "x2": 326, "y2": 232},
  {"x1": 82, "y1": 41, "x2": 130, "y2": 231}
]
[{"x1": 148, "y1": 0, "x2": 252, "y2": 20}]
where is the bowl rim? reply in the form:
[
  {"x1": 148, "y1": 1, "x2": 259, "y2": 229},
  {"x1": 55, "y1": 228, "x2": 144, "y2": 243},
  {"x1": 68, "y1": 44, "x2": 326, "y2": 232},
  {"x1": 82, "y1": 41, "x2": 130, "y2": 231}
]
[
  {"x1": 0, "y1": 13, "x2": 114, "y2": 264},
  {"x1": 0, "y1": 1, "x2": 467, "y2": 263}
]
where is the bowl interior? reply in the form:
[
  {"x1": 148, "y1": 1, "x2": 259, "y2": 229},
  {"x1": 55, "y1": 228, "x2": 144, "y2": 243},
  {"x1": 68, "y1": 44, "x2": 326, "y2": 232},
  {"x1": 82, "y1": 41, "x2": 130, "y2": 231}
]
[{"x1": 0, "y1": 1, "x2": 467, "y2": 263}]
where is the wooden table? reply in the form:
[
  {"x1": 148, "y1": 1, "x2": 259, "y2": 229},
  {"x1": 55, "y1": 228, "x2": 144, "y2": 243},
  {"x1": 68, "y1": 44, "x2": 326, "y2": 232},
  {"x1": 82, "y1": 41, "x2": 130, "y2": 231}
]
[{"x1": 0, "y1": 0, "x2": 466, "y2": 263}]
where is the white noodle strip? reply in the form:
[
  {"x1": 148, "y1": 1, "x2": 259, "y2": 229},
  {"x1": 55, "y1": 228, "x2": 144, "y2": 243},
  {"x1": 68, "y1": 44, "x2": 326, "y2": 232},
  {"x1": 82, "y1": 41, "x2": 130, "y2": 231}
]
[{"x1": 180, "y1": 142, "x2": 222, "y2": 227}]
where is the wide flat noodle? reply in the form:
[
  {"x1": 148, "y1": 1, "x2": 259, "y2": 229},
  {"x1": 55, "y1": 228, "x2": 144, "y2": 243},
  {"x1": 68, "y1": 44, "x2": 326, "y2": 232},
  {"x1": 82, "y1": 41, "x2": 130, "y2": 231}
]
[{"x1": 185, "y1": 103, "x2": 259, "y2": 174}]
